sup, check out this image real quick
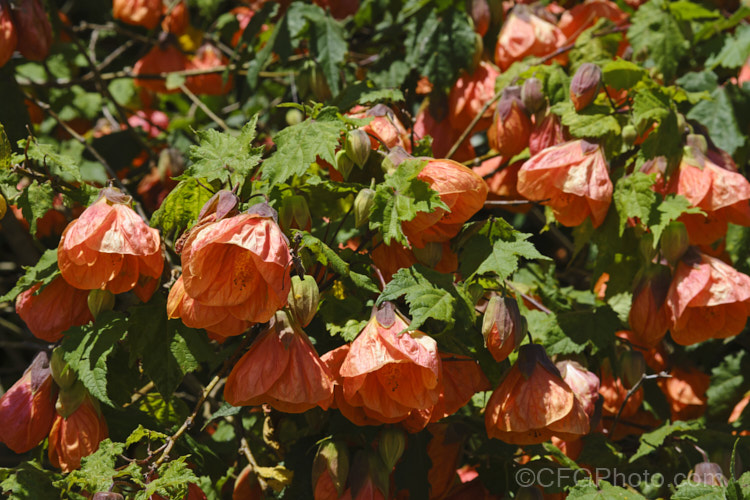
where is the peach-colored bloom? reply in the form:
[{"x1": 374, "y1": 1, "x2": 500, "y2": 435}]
[
  {"x1": 488, "y1": 87, "x2": 532, "y2": 158},
  {"x1": 666, "y1": 251, "x2": 750, "y2": 345},
  {"x1": 517, "y1": 139, "x2": 612, "y2": 227},
  {"x1": 223, "y1": 312, "x2": 334, "y2": 412},
  {"x1": 494, "y1": 5, "x2": 566, "y2": 71},
  {"x1": 558, "y1": 0, "x2": 627, "y2": 42},
  {"x1": 16, "y1": 276, "x2": 93, "y2": 342},
  {"x1": 448, "y1": 61, "x2": 500, "y2": 132},
  {"x1": 0, "y1": 2, "x2": 17, "y2": 67},
  {"x1": 113, "y1": 0, "x2": 162, "y2": 29},
  {"x1": 556, "y1": 360, "x2": 599, "y2": 417},
  {"x1": 0, "y1": 352, "x2": 57, "y2": 454},
  {"x1": 57, "y1": 188, "x2": 163, "y2": 301},
  {"x1": 349, "y1": 105, "x2": 411, "y2": 152},
  {"x1": 413, "y1": 106, "x2": 476, "y2": 162},
  {"x1": 48, "y1": 395, "x2": 108, "y2": 472},
  {"x1": 628, "y1": 267, "x2": 672, "y2": 348},
  {"x1": 599, "y1": 359, "x2": 642, "y2": 418},
  {"x1": 485, "y1": 344, "x2": 590, "y2": 444},
  {"x1": 186, "y1": 45, "x2": 232, "y2": 95},
  {"x1": 657, "y1": 366, "x2": 709, "y2": 421},
  {"x1": 338, "y1": 303, "x2": 441, "y2": 423}
]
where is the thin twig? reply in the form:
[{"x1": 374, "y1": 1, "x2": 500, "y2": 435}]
[
  {"x1": 446, "y1": 89, "x2": 502, "y2": 160},
  {"x1": 609, "y1": 371, "x2": 671, "y2": 437},
  {"x1": 239, "y1": 435, "x2": 269, "y2": 491},
  {"x1": 179, "y1": 84, "x2": 231, "y2": 132}
]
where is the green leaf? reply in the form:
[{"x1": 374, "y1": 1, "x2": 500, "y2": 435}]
[
  {"x1": 150, "y1": 178, "x2": 214, "y2": 241},
  {"x1": 16, "y1": 181, "x2": 55, "y2": 236},
  {"x1": 556, "y1": 306, "x2": 622, "y2": 356},
  {"x1": 671, "y1": 481, "x2": 725, "y2": 500},
  {"x1": 202, "y1": 403, "x2": 241, "y2": 430},
  {"x1": 0, "y1": 460, "x2": 60, "y2": 498},
  {"x1": 632, "y1": 88, "x2": 671, "y2": 130},
  {"x1": 706, "y1": 25, "x2": 750, "y2": 70},
  {"x1": 377, "y1": 265, "x2": 474, "y2": 335},
  {"x1": 127, "y1": 295, "x2": 211, "y2": 398},
  {"x1": 668, "y1": 0, "x2": 720, "y2": 21},
  {"x1": 473, "y1": 234, "x2": 549, "y2": 281},
  {"x1": 602, "y1": 59, "x2": 648, "y2": 90},
  {"x1": 404, "y1": 8, "x2": 476, "y2": 90},
  {"x1": 650, "y1": 195, "x2": 704, "y2": 244},
  {"x1": 124, "y1": 425, "x2": 168, "y2": 447},
  {"x1": 0, "y1": 123, "x2": 10, "y2": 169},
  {"x1": 319, "y1": 293, "x2": 370, "y2": 341},
  {"x1": 628, "y1": 0, "x2": 688, "y2": 82},
  {"x1": 184, "y1": 117, "x2": 263, "y2": 187},
  {"x1": 630, "y1": 420, "x2": 703, "y2": 462},
  {"x1": 135, "y1": 457, "x2": 199, "y2": 500},
  {"x1": 677, "y1": 71, "x2": 719, "y2": 93},
  {"x1": 369, "y1": 159, "x2": 448, "y2": 246},
  {"x1": 61, "y1": 311, "x2": 129, "y2": 407},
  {"x1": 687, "y1": 87, "x2": 745, "y2": 155},
  {"x1": 551, "y1": 101, "x2": 621, "y2": 139},
  {"x1": 0, "y1": 248, "x2": 58, "y2": 303},
  {"x1": 613, "y1": 173, "x2": 657, "y2": 236},
  {"x1": 261, "y1": 118, "x2": 346, "y2": 186},
  {"x1": 307, "y1": 13, "x2": 347, "y2": 96},
  {"x1": 65, "y1": 440, "x2": 139, "y2": 493},
  {"x1": 639, "y1": 110, "x2": 683, "y2": 166},
  {"x1": 296, "y1": 231, "x2": 379, "y2": 293},
  {"x1": 567, "y1": 479, "x2": 647, "y2": 499},
  {"x1": 524, "y1": 309, "x2": 585, "y2": 356},
  {"x1": 707, "y1": 351, "x2": 750, "y2": 420},
  {"x1": 458, "y1": 217, "x2": 520, "y2": 278}
]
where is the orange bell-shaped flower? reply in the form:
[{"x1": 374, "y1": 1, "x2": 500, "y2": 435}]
[
  {"x1": 113, "y1": 0, "x2": 162, "y2": 29},
  {"x1": 487, "y1": 86, "x2": 532, "y2": 159},
  {"x1": 558, "y1": 0, "x2": 627, "y2": 43},
  {"x1": 48, "y1": 392, "x2": 108, "y2": 472},
  {"x1": 401, "y1": 157, "x2": 488, "y2": 248},
  {"x1": 448, "y1": 61, "x2": 500, "y2": 133},
  {"x1": 628, "y1": 266, "x2": 672, "y2": 348},
  {"x1": 348, "y1": 104, "x2": 412, "y2": 153},
  {"x1": 338, "y1": 303, "x2": 442, "y2": 423},
  {"x1": 517, "y1": 139, "x2": 612, "y2": 227},
  {"x1": 657, "y1": 366, "x2": 709, "y2": 421},
  {"x1": 133, "y1": 44, "x2": 189, "y2": 94},
  {"x1": 185, "y1": 44, "x2": 232, "y2": 95},
  {"x1": 0, "y1": 352, "x2": 57, "y2": 454},
  {"x1": 16, "y1": 276, "x2": 93, "y2": 342},
  {"x1": 494, "y1": 5, "x2": 566, "y2": 71},
  {"x1": 57, "y1": 188, "x2": 164, "y2": 301},
  {"x1": 224, "y1": 311, "x2": 334, "y2": 412},
  {"x1": 179, "y1": 201, "x2": 292, "y2": 325},
  {"x1": 429, "y1": 353, "x2": 489, "y2": 422},
  {"x1": 0, "y1": 1, "x2": 17, "y2": 68},
  {"x1": 666, "y1": 250, "x2": 750, "y2": 345},
  {"x1": 485, "y1": 344, "x2": 590, "y2": 445}
]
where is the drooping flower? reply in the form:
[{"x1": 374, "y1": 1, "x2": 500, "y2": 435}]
[
  {"x1": 628, "y1": 266, "x2": 672, "y2": 348},
  {"x1": 529, "y1": 112, "x2": 566, "y2": 156},
  {"x1": 517, "y1": 139, "x2": 613, "y2": 227},
  {"x1": 161, "y1": 0, "x2": 189, "y2": 35},
  {"x1": 400, "y1": 158, "x2": 488, "y2": 248},
  {"x1": 0, "y1": 1, "x2": 17, "y2": 67},
  {"x1": 0, "y1": 352, "x2": 57, "y2": 454},
  {"x1": 16, "y1": 276, "x2": 93, "y2": 342},
  {"x1": 448, "y1": 61, "x2": 501, "y2": 133},
  {"x1": 223, "y1": 311, "x2": 334, "y2": 412},
  {"x1": 488, "y1": 86, "x2": 532, "y2": 158},
  {"x1": 112, "y1": 0, "x2": 162, "y2": 29},
  {"x1": 665, "y1": 250, "x2": 750, "y2": 345},
  {"x1": 11, "y1": 0, "x2": 52, "y2": 61},
  {"x1": 429, "y1": 353, "x2": 490, "y2": 422},
  {"x1": 338, "y1": 303, "x2": 442, "y2": 424},
  {"x1": 426, "y1": 424, "x2": 465, "y2": 499},
  {"x1": 179, "y1": 200, "x2": 292, "y2": 326},
  {"x1": 485, "y1": 344, "x2": 590, "y2": 444},
  {"x1": 494, "y1": 5, "x2": 566, "y2": 71},
  {"x1": 312, "y1": 440, "x2": 349, "y2": 500},
  {"x1": 599, "y1": 359, "x2": 642, "y2": 418},
  {"x1": 482, "y1": 295, "x2": 526, "y2": 362},
  {"x1": 657, "y1": 366, "x2": 709, "y2": 421},
  {"x1": 185, "y1": 44, "x2": 232, "y2": 95},
  {"x1": 556, "y1": 360, "x2": 600, "y2": 417},
  {"x1": 133, "y1": 44, "x2": 189, "y2": 94},
  {"x1": 48, "y1": 393, "x2": 108, "y2": 472},
  {"x1": 57, "y1": 188, "x2": 164, "y2": 302},
  {"x1": 558, "y1": 0, "x2": 627, "y2": 43},
  {"x1": 348, "y1": 105, "x2": 411, "y2": 153},
  {"x1": 413, "y1": 105, "x2": 476, "y2": 162}
]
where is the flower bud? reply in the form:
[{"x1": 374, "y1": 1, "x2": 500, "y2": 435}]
[
  {"x1": 354, "y1": 188, "x2": 375, "y2": 228},
  {"x1": 288, "y1": 275, "x2": 320, "y2": 327},
  {"x1": 286, "y1": 108, "x2": 304, "y2": 126},
  {"x1": 50, "y1": 348, "x2": 77, "y2": 390},
  {"x1": 233, "y1": 465, "x2": 263, "y2": 500},
  {"x1": 348, "y1": 450, "x2": 389, "y2": 500},
  {"x1": 55, "y1": 380, "x2": 87, "y2": 419},
  {"x1": 380, "y1": 146, "x2": 413, "y2": 175},
  {"x1": 279, "y1": 195, "x2": 312, "y2": 232},
  {"x1": 312, "y1": 440, "x2": 350, "y2": 498},
  {"x1": 619, "y1": 350, "x2": 646, "y2": 390},
  {"x1": 378, "y1": 427, "x2": 406, "y2": 470},
  {"x1": 482, "y1": 295, "x2": 526, "y2": 362},
  {"x1": 622, "y1": 124, "x2": 637, "y2": 146},
  {"x1": 413, "y1": 241, "x2": 443, "y2": 268},
  {"x1": 0, "y1": 1, "x2": 16, "y2": 68},
  {"x1": 297, "y1": 61, "x2": 332, "y2": 102},
  {"x1": 87, "y1": 289, "x2": 115, "y2": 319},
  {"x1": 661, "y1": 221, "x2": 689, "y2": 264},
  {"x1": 11, "y1": 0, "x2": 52, "y2": 61},
  {"x1": 686, "y1": 133, "x2": 708, "y2": 154},
  {"x1": 197, "y1": 189, "x2": 240, "y2": 222},
  {"x1": 335, "y1": 149, "x2": 354, "y2": 180},
  {"x1": 692, "y1": 462, "x2": 726, "y2": 486},
  {"x1": 570, "y1": 63, "x2": 602, "y2": 111},
  {"x1": 488, "y1": 86, "x2": 531, "y2": 158},
  {"x1": 345, "y1": 129, "x2": 371, "y2": 168},
  {"x1": 92, "y1": 493, "x2": 124, "y2": 500},
  {"x1": 467, "y1": 0, "x2": 491, "y2": 37},
  {"x1": 0, "y1": 193, "x2": 6, "y2": 220},
  {"x1": 522, "y1": 77, "x2": 545, "y2": 115}
]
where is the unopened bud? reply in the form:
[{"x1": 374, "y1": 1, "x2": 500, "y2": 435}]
[
  {"x1": 692, "y1": 462, "x2": 727, "y2": 486},
  {"x1": 622, "y1": 125, "x2": 637, "y2": 146},
  {"x1": 55, "y1": 380, "x2": 86, "y2": 418},
  {"x1": 288, "y1": 275, "x2": 320, "y2": 327},
  {"x1": 285, "y1": 108, "x2": 303, "y2": 126},
  {"x1": 619, "y1": 350, "x2": 646, "y2": 390},
  {"x1": 279, "y1": 195, "x2": 312, "y2": 232},
  {"x1": 92, "y1": 493, "x2": 125, "y2": 500},
  {"x1": 482, "y1": 296, "x2": 526, "y2": 362},
  {"x1": 354, "y1": 188, "x2": 375, "y2": 228},
  {"x1": 335, "y1": 150, "x2": 354, "y2": 180},
  {"x1": 312, "y1": 440, "x2": 350, "y2": 497},
  {"x1": 88, "y1": 289, "x2": 115, "y2": 319},
  {"x1": 638, "y1": 232, "x2": 656, "y2": 262},
  {"x1": 378, "y1": 427, "x2": 406, "y2": 470},
  {"x1": 412, "y1": 242, "x2": 443, "y2": 268},
  {"x1": 198, "y1": 189, "x2": 239, "y2": 221},
  {"x1": 661, "y1": 221, "x2": 689, "y2": 264},
  {"x1": 522, "y1": 77, "x2": 545, "y2": 114},
  {"x1": 345, "y1": 129, "x2": 371, "y2": 168},
  {"x1": 0, "y1": 194, "x2": 6, "y2": 220},
  {"x1": 50, "y1": 348, "x2": 77, "y2": 390},
  {"x1": 570, "y1": 63, "x2": 602, "y2": 111},
  {"x1": 687, "y1": 133, "x2": 708, "y2": 154},
  {"x1": 381, "y1": 146, "x2": 413, "y2": 175}
]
